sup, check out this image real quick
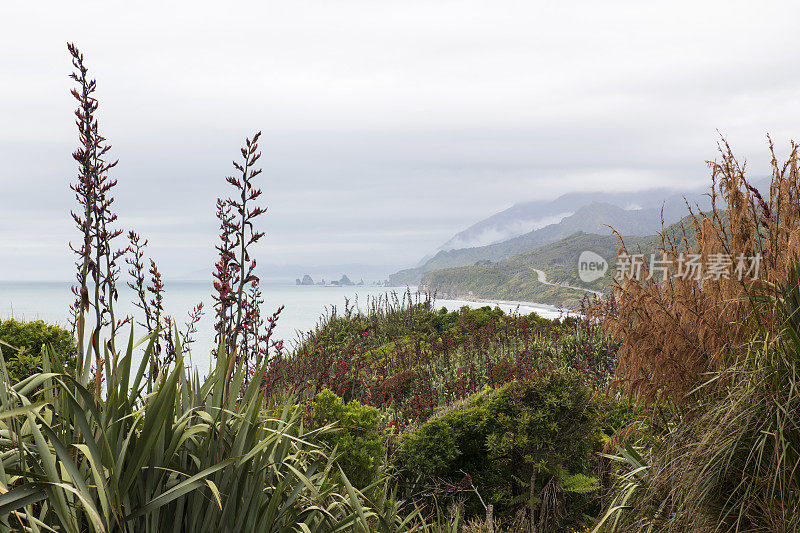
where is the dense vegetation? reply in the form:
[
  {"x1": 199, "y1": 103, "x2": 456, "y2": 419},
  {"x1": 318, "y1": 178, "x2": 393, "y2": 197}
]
[
  {"x1": 0, "y1": 335, "x2": 396, "y2": 532},
  {"x1": 0, "y1": 304, "x2": 619, "y2": 531},
  {"x1": 398, "y1": 372, "x2": 609, "y2": 530},
  {"x1": 0, "y1": 318, "x2": 74, "y2": 382},
  {"x1": 266, "y1": 296, "x2": 616, "y2": 422},
  {"x1": 268, "y1": 299, "x2": 623, "y2": 530},
  {"x1": 420, "y1": 262, "x2": 589, "y2": 308}
]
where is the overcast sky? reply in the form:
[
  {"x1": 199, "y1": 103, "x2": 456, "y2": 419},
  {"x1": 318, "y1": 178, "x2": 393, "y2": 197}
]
[{"x1": 2, "y1": 0, "x2": 800, "y2": 281}]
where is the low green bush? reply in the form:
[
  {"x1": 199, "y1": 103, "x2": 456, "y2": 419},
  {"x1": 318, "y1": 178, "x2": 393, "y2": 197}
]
[
  {"x1": 399, "y1": 370, "x2": 603, "y2": 530},
  {"x1": 309, "y1": 389, "x2": 385, "y2": 490},
  {"x1": 0, "y1": 318, "x2": 74, "y2": 382}
]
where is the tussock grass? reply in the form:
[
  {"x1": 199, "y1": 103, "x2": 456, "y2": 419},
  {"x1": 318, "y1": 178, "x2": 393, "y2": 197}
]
[{"x1": 596, "y1": 139, "x2": 800, "y2": 531}]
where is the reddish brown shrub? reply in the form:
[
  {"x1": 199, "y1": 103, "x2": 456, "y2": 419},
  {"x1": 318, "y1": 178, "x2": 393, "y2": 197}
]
[{"x1": 377, "y1": 370, "x2": 419, "y2": 404}]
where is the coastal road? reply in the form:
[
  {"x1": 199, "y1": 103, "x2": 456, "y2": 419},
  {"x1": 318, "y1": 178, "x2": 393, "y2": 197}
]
[{"x1": 532, "y1": 269, "x2": 603, "y2": 297}]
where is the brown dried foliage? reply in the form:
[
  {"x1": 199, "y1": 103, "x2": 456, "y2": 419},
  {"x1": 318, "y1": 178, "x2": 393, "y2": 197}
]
[{"x1": 603, "y1": 137, "x2": 800, "y2": 405}]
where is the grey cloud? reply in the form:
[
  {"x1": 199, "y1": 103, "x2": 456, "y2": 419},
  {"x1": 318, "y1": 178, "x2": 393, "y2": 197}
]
[{"x1": 2, "y1": 0, "x2": 800, "y2": 280}]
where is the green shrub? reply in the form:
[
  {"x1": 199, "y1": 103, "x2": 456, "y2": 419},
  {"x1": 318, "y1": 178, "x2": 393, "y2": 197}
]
[
  {"x1": 4, "y1": 350, "x2": 42, "y2": 383},
  {"x1": 0, "y1": 318, "x2": 74, "y2": 382},
  {"x1": 399, "y1": 371, "x2": 602, "y2": 530},
  {"x1": 309, "y1": 389, "x2": 385, "y2": 490},
  {"x1": 594, "y1": 393, "x2": 639, "y2": 442}
]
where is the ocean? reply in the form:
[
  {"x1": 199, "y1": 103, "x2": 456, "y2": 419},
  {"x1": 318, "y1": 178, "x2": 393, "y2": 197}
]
[{"x1": 0, "y1": 280, "x2": 566, "y2": 373}]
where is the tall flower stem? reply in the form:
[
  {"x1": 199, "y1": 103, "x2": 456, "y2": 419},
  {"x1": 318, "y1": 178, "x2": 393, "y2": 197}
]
[{"x1": 67, "y1": 43, "x2": 124, "y2": 395}]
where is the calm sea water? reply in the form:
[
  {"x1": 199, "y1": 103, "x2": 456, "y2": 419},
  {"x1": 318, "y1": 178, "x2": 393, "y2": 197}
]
[{"x1": 0, "y1": 281, "x2": 564, "y2": 373}]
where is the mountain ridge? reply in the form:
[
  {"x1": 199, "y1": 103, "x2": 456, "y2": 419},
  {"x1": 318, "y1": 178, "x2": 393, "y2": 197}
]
[
  {"x1": 390, "y1": 200, "x2": 689, "y2": 285},
  {"x1": 437, "y1": 187, "x2": 710, "y2": 251},
  {"x1": 419, "y1": 216, "x2": 696, "y2": 308}
]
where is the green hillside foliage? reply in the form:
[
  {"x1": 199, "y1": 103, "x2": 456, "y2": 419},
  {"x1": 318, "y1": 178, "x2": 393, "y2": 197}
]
[
  {"x1": 0, "y1": 318, "x2": 74, "y2": 383},
  {"x1": 389, "y1": 203, "x2": 695, "y2": 285},
  {"x1": 420, "y1": 263, "x2": 591, "y2": 307},
  {"x1": 419, "y1": 216, "x2": 697, "y2": 307}
]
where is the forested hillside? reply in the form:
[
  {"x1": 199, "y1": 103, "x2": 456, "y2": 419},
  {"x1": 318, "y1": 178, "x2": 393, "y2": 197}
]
[
  {"x1": 420, "y1": 217, "x2": 696, "y2": 307},
  {"x1": 391, "y1": 201, "x2": 690, "y2": 285}
]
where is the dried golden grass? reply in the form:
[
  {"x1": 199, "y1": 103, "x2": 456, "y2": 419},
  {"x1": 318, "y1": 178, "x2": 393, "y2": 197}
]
[{"x1": 603, "y1": 137, "x2": 800, "y2": 405}]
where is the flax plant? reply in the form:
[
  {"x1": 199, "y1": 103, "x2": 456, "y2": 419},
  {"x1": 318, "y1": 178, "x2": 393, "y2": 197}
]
[{"x1": 0, "y1": 329, "x2": 406, "y2": 531}]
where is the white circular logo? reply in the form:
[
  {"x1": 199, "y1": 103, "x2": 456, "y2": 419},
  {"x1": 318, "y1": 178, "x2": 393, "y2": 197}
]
[{"x1": 578, "y1": 251, "x2": 608, "y2": 283}]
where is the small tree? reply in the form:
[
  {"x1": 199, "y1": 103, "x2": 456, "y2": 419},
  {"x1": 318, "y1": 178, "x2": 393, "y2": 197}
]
[
  {"x1": 0, "y1": 319, "x2": 75, "y2": 383},
  {"x1": 400, "y1": 371, "x2": 600, "y2": 530},
  {"x1": 309, "y1": 389, "x2": 385, "y2": 490}
]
